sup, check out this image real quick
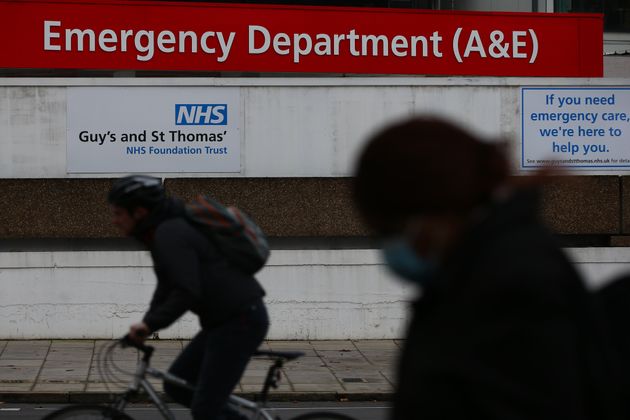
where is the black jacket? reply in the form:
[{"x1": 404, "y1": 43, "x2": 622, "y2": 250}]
[
  {"x1": 393, "y1": 191, "x2": 619, "y2": 420},
  {"x1": 139, "y1": 201, "x2": 265, "y2": 332}
]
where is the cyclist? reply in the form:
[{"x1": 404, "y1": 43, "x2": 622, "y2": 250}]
[{"x1": 108, "y1": 175, "x2": 268, "y2": 420}]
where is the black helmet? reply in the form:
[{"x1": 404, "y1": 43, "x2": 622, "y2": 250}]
[{"x1": 108, "y1": 175, "x2": 165, "y2": 210}]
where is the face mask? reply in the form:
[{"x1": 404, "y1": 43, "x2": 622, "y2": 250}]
[{"x1": 382, "y1": 238, "x2": 436, "y2": 286}]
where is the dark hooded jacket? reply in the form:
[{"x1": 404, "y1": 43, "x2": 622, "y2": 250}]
[
  {"x1": 393, "y1": 190, "x2": 622, "y2": 420},
  {"x1": 134, "y1": 198, "x2": 266, "y2": 332}
]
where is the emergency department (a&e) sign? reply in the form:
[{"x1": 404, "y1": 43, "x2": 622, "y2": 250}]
[
  {"x1": 67, "y1": 87, "x2": 240, "y2": 173},
  {"x1": 0, "y1": 0, "x2": 602, "y2": 76}
]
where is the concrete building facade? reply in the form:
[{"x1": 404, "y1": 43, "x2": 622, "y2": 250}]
[{"x1": 1, "y1": 1, "x2": 629, "y2": 339}]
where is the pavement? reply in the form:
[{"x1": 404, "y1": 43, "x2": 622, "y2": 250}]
[{"x1": 0, "y1": 340, "x2": 401, "y2": 403}]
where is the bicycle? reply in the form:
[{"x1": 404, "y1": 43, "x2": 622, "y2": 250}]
[{"x1": 42, "y1": 336, "x2": 357, "y2": 420}]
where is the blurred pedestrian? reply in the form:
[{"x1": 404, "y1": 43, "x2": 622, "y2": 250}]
[{"x1": 353, "y1": 117, "x2": 620, "y2": 420}]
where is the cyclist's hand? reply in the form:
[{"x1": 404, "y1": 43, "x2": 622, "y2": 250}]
[{"x1": 129, "y1": 322, "x2": 150, "y2": 345}]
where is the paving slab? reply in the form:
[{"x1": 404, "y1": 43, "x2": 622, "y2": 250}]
[
  {"x1": 4, "y1": 341, "x2": 51, "y2": 348},
  {"x1": 242, "y1": 364, "x2": 270, "y2": 373},
  {"x1": 283, "y1": 371, "x2": 340, "y2": 385},
  {"x1": 266, "y1": 342, "x2": 317, "y2": 356},
  {"x1": 292, "y1": 383, "x2": 345, "y2": 392},
  {"x1": 0, "y1": 359, "x2": 44, "y2": 368},
  {"x1": 0, "y1": 383, "x2": 33, "y2": 392},
  {"x1": 41, "y1": 360, "x2": 91, "y2": 369},
  {"x1": 282, "y1": 357, "x2": 327, "y2": 370},
  {"x1": 380, "y1": 370, "x2": 398, "y2": 382},
  {"x1": 354, "y1": 340, "x2": 398, "y2": 349},
  {"x1": 342, "y1": 383, "x2": 394, "y2": 392},
  {"x1": 310, "y1": 341, "x2": 355, "y2": 351},
  {"x1": 0, "y1": 339, "x2": 399, "y2": 403},
  {"x1": 46, "y1": 350, "x2": 93, "y2": 361},
  {"x1": 50, "y1": 340, "x2": 94, "y2": 347},
  {"x1": 85, "y1": 383, "x2": 128, "y2": 392},
  {"x1": 239, "y1": 376, "x2": 268, "y2": 386},
  {"x1": 240, "y1": 383, "x2": 291, "y2": 392},
  {"x1": 317, "y1": 349, "x2": 364, "y2": 358},
  {"x1": 38, "y1": 367, "x2": 90, "y2": 382},
  {"x1": 0, "y1": 366, "x2": 41, "y2": 382},
  {"x1": 268, "y1": 348, "x2": 318, "y2": 357},
  {"x1": 33, "y1": 383, "x2": 86, "y2": 392},
  {"x1": 334, "y1": 371, "x2": 389, "y2": 380},
  {"x1": 1, "y1": 343, "x2": 50, "y2": 360}
]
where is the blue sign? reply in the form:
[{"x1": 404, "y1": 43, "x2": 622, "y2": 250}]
[{"x1": 521, "y1": 87, "x2": 630, "y2": 169}]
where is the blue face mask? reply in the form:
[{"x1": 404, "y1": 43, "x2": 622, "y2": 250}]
[{"x1": 382, "y1": 238, "x2": 436, "y2": 286}]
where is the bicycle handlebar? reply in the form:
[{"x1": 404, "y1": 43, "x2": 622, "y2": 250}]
[{"x1": 119, "y1": 335, "x2": 155, "y2": 355}]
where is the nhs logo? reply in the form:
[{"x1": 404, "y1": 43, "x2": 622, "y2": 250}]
[{"x1": 175, "y1": 104, "x2": 228, "y2": 125}]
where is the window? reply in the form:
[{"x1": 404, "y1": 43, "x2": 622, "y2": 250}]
[{"x1": 555, "y1": 0, "x2": 630, "y2": 32}]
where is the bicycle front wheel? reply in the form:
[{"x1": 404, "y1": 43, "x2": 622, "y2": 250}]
[
  {"x1": 42, "y1": 405, "x2": 133, "y2": 420},
  {"x1": 290, "y1": 412, "x2": 357, "y2": 420}
]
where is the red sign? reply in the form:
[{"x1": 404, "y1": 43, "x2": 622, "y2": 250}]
[{"x1": 0, "y1": 0, "x2": 603, "y2": 76}]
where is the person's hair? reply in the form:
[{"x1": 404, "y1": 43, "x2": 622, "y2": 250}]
[
  {"x1": 107, "y1": 175, "x2": 166, "y2": 211},
  {"x1": 353, "y1": 117, "x2": 509, "y2": 234}
]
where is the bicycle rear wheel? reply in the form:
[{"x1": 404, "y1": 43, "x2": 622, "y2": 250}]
[
  {"x1": 42, "y1": 405, "x2": 133, "y2": 420},
  {"x1": 290, "y1": 412, "x2": 357, "y2": 420}
]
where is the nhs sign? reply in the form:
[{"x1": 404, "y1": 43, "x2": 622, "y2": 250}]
[{"x1": 175, "y1": 104, "x2": 228, "y2": 125}]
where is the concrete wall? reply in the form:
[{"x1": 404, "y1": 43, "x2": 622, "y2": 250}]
[
  {"x1": 604, "y1": 56, "x2": 630, "y2": 78},
  {"x1": 2, "y1": 77, "x2": 629, "y2": 179},
  {"x1": 0, "y1": 249, "x2": 411, "y2": 340},
  {"x1": 3, "y1": 77, "x2": 630, "y2": 339},
  {"x1": 1, "y1": 247, "x2": 627, "y2": 340}
]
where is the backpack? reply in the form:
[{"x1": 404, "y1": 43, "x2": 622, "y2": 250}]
[{"x1": 185, "y1": 195, "x2": 270, "y2": 274}]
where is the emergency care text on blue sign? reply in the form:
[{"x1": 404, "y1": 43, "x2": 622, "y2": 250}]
[{"x1": 521, "y1": 88, "x2": 630, "y2": 169}]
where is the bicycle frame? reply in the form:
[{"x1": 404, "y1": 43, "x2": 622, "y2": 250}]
[{"x1": 111, "y1": 349, "x2": 275, "y2": 420}]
